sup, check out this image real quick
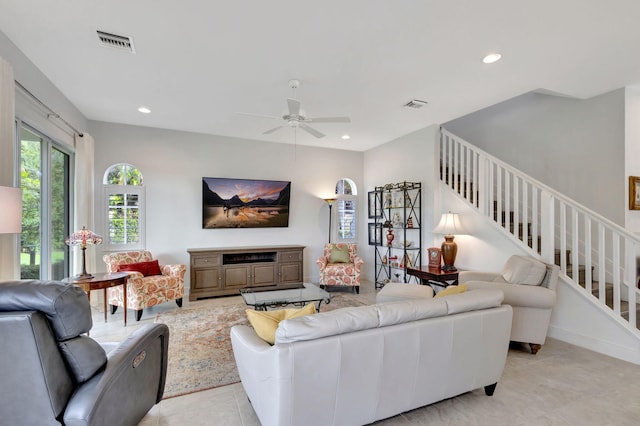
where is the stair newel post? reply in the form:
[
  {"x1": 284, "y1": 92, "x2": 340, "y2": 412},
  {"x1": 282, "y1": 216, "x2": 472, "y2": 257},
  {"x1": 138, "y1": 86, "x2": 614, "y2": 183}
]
[{"x1": 540, "y1": 190, "x2": 555, "y2": 265}]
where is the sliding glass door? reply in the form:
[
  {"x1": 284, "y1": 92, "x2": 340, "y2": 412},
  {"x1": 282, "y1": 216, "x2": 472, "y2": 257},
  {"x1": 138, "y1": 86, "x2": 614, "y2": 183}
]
[{"x1": 19, "y1": 124, "x2": 72, "y2": 280}]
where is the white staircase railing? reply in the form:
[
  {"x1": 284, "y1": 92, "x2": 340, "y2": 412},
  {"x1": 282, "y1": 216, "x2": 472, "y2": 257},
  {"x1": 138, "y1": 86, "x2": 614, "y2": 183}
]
[{"x1": 440, "y1": 128, "x2": 639, "y2": 332}]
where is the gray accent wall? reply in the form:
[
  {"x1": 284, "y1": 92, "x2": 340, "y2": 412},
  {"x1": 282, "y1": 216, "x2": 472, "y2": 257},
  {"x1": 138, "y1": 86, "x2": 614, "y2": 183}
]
[{"x1": 444, "y1": 90, "x2": 625, "y2": 225}]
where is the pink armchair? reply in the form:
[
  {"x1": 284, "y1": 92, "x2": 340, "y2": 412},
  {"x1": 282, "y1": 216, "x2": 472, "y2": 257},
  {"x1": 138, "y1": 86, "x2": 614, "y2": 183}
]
[
  {"x1": 103, "y1": 250, "x2": 186, "y2": 321},
  {"x1": 316, "y1": 243, "x2": 364, "y2": 293}
]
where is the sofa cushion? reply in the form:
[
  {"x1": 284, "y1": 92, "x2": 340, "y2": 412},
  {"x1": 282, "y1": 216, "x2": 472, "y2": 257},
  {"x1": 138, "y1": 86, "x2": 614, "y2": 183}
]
[
  {"x1": 434, "y1": 284, "x2": 467, "y2": 298},
  {"x1": 444, "y1": 288, "x2": 504, "y2": 314},
  {"x1": 276, "y1": 305, "x2": 379, "y2": 344},
  {"x1": 58, "y1": 335, "x2": 107, "y2": 383},
  {"x1": 330, "y1": 245, "x2": 350, "y2": 263},
  {"x1": 118, "y1": 260, "x2": 162, "y2": 277},
  {"x1": 246, "y1": 304, "x2": 316, "y2": 344},
  {"x1": 376, "y1": 298, "x2": 447, "y2": 327},
  {"x1": 498, "y1": 255, "x2": 546, "y2": 285},
  {"x1": 465, "y1": 281, "x2": 555, "y2": 309},
  {"x1": 376, "y1": 283, "x2": 434, "y2": 303}
]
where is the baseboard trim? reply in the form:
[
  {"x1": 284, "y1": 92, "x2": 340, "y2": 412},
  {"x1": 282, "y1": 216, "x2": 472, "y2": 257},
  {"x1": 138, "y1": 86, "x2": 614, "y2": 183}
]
[{"x1": 548, "y1": 325, "x2": 640, "y2": 365}]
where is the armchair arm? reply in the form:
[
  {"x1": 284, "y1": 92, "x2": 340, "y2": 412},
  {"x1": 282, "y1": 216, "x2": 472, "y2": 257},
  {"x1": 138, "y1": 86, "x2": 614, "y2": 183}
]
[
  {"x1": 353, "y1": 256, "x2": 364, "y2": 272},
  {"x1": 161, "y1": 264, "x2": 187, "y2": 280},
  {"x1": 458, "y1": 271, "x2": 500, "y2": 282},
  {"x1": 63, "y1": 323, "x2": 169, "y2": 426},
  {"x1": 316, "y1": 256, "x2": 328, "y2": 270}
]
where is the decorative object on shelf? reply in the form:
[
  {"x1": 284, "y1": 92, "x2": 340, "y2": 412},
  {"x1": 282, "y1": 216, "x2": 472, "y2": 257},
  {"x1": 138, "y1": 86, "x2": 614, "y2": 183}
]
[
  {"x1": 0, "y1": 186, "x2": 22, "y2": 234},
  {"x1": 384, "y1": 192, "x2": 393, "y2": 208},
  {"x1": 433, "y1": 212, "x2": 466, "y2": 272},
  {"x1": 386, "y1": 228, "x2": 395, "y2": 247},
  {"x1": 323, "y1": 198, "x2": 337, "y2": 243},
  {"x1": 630, "y1": 176, "x2": 640, "y2": 210},
  {"x1": 406, "y1": 215, "x2": 413, "y2": 228},
  {"x1": 382, "y1": 255, "x2": 387, "y2": 264},
  {"x1": 392, "y1": 212, "x2": 402, "y2": 228},
  {"x1": 64, "y1": 226, "x2": 103, "y2": 281},
  {"x1": 427, "y1": 247, "x2": 442, "y2": 268}
]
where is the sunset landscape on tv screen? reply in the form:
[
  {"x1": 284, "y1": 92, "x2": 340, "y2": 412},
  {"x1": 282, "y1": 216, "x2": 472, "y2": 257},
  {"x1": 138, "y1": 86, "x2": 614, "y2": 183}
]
[{"x1": 202, "y1": 177, "x2": 291, "y2": 228}]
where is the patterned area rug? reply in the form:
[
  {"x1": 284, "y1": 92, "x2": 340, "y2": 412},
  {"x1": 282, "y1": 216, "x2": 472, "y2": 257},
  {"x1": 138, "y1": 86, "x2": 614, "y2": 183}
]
[{"x1": 155, "y1": 291, "x2": 368, "y2": 399}]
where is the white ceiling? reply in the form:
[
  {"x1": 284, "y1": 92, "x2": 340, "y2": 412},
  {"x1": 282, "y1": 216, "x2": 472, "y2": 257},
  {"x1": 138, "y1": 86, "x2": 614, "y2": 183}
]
[{"x1": 2, "y1": 0, "x2": 640, "y2": 151}]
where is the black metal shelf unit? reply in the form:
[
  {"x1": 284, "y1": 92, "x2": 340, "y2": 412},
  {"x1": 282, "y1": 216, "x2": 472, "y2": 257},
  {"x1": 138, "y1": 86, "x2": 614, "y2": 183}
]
[{"x1": 373, "y1": 182, "x2": 422, "y2": 289}]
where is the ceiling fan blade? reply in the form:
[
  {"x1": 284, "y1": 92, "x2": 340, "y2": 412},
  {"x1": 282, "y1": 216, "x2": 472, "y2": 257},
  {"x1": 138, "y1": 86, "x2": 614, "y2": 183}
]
[
  {"x1": 235, "y1": 111, "x2": 280, "y2": 120},
  {"x1": 299, "y1": 123, "x2": 325, "y2": 138},
  {"x1": 287, "y1": 98, "x2": 301, "y2": 116},
  {"x1": 263, "y1": 126, "x2": 284, "y2": 135},
  {"x1": 306, "y1": 116, "x2": 351, "y2": 123}
]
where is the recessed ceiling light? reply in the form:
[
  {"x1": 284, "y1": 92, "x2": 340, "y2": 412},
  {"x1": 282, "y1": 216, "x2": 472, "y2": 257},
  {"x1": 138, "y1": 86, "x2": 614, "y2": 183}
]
[
  {"x1": 138, "y1": 106, "x2": 151, "y2": 114},
  {"x1": 341, "y1": 134, "x2": 351, "y2": 140},
  {"x1": 482, "y1": 53, "x2": 502, "y2": 64}
]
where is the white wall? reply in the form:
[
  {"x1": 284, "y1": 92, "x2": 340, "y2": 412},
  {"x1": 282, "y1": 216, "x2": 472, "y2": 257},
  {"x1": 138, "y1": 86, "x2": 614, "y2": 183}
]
[
  {"x1": 90, "y1": 121, "x2": 364, "y2": 290},
  {"x1": 625, "y1": 87, "x2": 640, "y2": 235},
  {"x1": 444, "y1": 90, "x2": 626, "y2": 225}
]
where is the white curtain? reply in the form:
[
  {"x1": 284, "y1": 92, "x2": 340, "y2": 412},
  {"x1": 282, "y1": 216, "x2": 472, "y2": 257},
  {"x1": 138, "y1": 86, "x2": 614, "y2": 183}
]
[
  {"x1": 0, "y1": 56, "x2": 19, "y2": 280},
  {"x1": 73, "y1": 133, "x2": 97, "y2": 275}
]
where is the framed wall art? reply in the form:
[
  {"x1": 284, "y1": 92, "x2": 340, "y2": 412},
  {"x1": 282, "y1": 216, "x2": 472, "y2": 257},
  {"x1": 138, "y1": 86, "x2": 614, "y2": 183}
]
[
  {"x1": 630, "y1": 176, "x2": 640, "y2": 210},
  {"x1": 368, "y1": 191, "x2": 382, "y2": 218},
  {"x1": 368, "y1": 223, "x2": 382, "y2": 245}
]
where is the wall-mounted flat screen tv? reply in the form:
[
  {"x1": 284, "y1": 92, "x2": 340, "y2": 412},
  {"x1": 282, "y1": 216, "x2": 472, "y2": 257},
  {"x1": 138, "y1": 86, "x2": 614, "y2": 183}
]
[{"x1": 202, "y1": 177, "x2": 291, "y2": 229}]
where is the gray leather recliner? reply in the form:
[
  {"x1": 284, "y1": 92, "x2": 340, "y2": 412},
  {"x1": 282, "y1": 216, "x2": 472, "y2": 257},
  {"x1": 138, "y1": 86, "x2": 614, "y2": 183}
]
[{"x1": 0, "y1": 280, "x2": 170, "y2": 426}]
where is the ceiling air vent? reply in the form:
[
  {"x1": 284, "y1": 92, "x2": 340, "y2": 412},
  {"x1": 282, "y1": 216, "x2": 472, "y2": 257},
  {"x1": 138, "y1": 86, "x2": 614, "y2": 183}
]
[
  {"x1": 97, "y1": 30, "x2": 135, "y2": 53},
  {"x1": 403, "y1": 99, "x2": 428, "y2": 109}
]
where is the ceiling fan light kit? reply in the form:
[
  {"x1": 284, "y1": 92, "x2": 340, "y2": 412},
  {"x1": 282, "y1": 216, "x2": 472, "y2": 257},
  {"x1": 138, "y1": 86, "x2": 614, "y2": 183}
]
[{"x1": 238, "y1": 79, "x2": 351, "y2": 139}]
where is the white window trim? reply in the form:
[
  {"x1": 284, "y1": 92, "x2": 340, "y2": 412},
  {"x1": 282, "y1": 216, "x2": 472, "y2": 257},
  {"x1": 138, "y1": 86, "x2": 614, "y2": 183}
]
[
  {"x1": 335, "y1": 194, "x2": 357, "y2": 243},
  {"x1": 103, "y1": 184, "x2": 146, "y2": 251}
]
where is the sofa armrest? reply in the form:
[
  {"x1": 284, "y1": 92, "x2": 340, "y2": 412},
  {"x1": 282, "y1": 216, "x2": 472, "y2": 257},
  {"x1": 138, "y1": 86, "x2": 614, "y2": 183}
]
[
  {"x1": 459, "y1": 271, "x2": 500, "y2": 282},
  {"x1": 353, "y1": 256, "x2": 364, "y2": 272},
  {"x1": 63, "y1": 323, "x2": 169, "y2": 426},
  {"x1": 161, "y1": 264, "x2": 186, "y2": 280},
  {"x1": 316, "y1": 256, "x2": 328, "y2": 269}
]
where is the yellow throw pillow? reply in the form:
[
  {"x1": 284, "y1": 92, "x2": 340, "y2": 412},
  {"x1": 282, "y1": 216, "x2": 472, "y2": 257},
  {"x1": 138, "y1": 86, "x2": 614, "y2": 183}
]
[
  {"x1": 246, "y1": 303, "x2": 316, "y2": 344},
  {"x1": 330, "y1": 245, "x2": 350, "y2": 263},
  {"x1": 434, "y1": 284, "x2": 468, "y2": 298}
]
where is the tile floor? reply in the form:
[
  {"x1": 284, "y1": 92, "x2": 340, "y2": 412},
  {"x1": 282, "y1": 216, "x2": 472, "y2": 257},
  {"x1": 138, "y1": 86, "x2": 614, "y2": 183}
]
[{"x1": 89, "y1": 281, "x2": 640, "y2": 426}]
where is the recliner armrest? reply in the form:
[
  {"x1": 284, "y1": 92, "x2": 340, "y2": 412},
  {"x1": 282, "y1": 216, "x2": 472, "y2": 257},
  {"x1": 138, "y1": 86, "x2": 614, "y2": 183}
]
[{"x1": 63, "y1": 323, "x2": 169, "y2": 426}]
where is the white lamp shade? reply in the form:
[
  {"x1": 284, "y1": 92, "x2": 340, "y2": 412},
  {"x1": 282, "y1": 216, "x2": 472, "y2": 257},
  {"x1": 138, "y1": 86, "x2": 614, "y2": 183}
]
[
  {"x1": 433, "y1": 212, "x2": 466, "y2": 236},
  {"x1": 0, "y1": 186, "x2": 22, "y2": 234}
]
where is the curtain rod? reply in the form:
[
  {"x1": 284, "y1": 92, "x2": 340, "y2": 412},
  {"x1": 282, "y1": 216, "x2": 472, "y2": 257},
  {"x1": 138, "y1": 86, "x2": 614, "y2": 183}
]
[{"x1": 14, "y1": 80, "x2": 84, "y2": 137}]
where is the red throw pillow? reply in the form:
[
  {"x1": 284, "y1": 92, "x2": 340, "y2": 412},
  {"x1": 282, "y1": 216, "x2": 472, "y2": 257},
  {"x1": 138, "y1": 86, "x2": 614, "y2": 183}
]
[{"x1": 118, "y1": 260, "x2": 162, "y2": 277}]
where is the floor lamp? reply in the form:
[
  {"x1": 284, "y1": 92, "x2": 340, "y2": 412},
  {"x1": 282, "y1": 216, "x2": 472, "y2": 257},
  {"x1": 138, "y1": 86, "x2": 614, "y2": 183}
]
[{"x1": 323, "y1": 198, "x2": 337, "y2": 243}]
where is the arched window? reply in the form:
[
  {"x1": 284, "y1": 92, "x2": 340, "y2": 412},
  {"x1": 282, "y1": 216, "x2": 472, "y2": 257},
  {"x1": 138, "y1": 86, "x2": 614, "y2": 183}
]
[
  {"x1": 335, "y1": 178, "x2": 357, "y2": 242},
  {"x1": 103, "y1": 164, "x2": 145, "y2": 250}
]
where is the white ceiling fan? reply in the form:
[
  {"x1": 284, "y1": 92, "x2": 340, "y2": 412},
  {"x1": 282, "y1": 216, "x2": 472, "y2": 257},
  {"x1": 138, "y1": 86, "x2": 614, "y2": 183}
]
[{"x1": 236, "y1": 79, "x2": 350, "y2": 138}]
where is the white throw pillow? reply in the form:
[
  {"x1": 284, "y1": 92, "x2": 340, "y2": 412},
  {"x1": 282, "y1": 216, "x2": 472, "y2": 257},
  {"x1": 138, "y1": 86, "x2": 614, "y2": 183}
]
[{"x1": 498, "y1": 255, "x2": 546, "y2": 286}]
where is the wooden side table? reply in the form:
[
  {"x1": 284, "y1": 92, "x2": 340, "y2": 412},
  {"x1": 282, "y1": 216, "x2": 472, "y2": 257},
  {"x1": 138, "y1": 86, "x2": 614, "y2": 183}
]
[
  {"x1": 63, "y1": 272, "x2": 129, "y2": 325},
  {"x1": 406, "y1": 265, "x2": 460, "y2": 287}
]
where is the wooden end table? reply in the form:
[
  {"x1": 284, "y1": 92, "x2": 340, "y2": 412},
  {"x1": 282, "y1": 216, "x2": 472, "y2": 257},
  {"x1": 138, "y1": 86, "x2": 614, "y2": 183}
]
[
  {"x1": 63, "y1": 272, "x2": 129, "y2": 326},
  {"x1": 406, "y1": 265, "x2": 460, "y2": 288}
]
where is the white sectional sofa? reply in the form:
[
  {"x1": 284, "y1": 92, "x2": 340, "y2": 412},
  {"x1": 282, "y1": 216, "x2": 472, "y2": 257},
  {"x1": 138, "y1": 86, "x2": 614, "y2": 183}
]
[{"x1": 231, "y1": 289, "x2": 512, "y2": 426}]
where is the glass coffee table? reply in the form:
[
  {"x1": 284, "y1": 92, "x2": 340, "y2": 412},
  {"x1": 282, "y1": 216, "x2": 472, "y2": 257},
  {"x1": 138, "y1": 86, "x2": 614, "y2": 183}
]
[{"x1": 240, "y1": 282, "x2": 331, "y2": 311}]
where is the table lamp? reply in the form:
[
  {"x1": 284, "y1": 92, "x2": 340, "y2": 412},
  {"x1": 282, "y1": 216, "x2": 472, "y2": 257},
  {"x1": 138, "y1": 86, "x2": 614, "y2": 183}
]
[
  {"x1": 433, "y1": 212, "x2": 466, "y2": 271},
  {"x1": 65, "y1": 226, "x2": 103, "y2": 281}
]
